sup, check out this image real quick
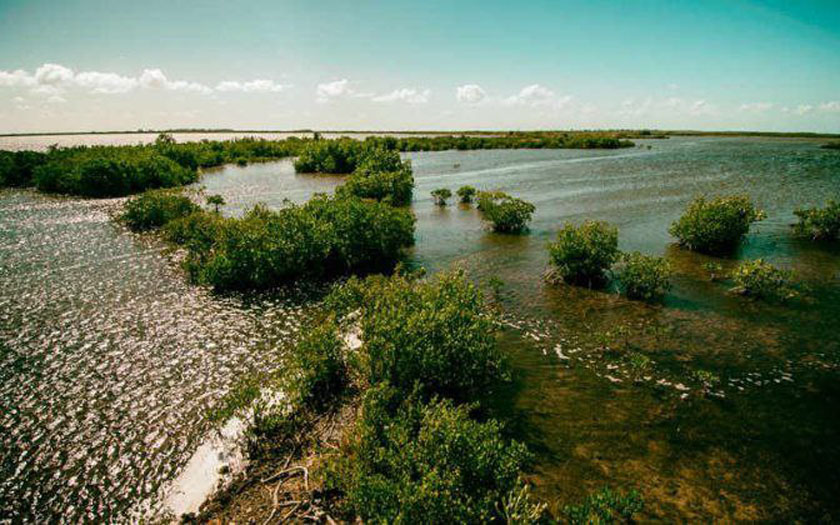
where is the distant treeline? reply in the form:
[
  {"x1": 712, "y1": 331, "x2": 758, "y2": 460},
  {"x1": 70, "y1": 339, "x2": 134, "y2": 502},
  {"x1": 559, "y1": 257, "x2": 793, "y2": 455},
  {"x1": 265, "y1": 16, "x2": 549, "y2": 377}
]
[{"x1": 1, "y1": 132, "x2": 634, "y2": 197}]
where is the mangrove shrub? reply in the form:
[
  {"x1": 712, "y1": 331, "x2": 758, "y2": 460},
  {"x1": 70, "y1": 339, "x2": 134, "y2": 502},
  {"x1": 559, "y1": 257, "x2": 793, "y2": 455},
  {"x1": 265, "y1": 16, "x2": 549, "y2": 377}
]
[
  {"x1": 616, "y1": 252, "x2": 672, "y2": 301},
  {"x1": 731, "y1": 259, "x2": 798, "y2": 302},
  {"x1": 792, "y1": 200, "x2": 840, "y2": 241},
  {"x1": 669, "y1": 195, "x2": 765, "y2": 254},
  {"x1": 288, "y1": 319, "x2": 347, "y2": 412},
  {"x1": 431, "y1": 188, "x2": 452, "y2": 206},
  {"x1": 476, "y1": 191, "x2": 536, "y2": 233},
  {"x1": 457, "y1": 185, "x2": 477, "y2": 204},
  {"x1": 120, "y1": 189, "x2": 200, "y2": 232},
  {"x1": 337, "y1": 168, "x2": 414, "y2": 206},
  {"x1": 548, "y1": 220, "x2": 620, "y2": 287}
]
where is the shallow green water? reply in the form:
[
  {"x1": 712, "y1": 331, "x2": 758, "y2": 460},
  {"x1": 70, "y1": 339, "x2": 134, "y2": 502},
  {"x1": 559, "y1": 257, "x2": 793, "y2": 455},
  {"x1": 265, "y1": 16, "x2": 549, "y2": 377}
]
[{"x1": 1, "y1": 136, "x2": 839, "y2": 520}]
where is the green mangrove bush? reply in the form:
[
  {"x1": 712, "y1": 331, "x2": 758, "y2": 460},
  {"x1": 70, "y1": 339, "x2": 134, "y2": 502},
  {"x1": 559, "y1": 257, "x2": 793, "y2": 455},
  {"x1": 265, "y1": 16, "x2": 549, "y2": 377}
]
[
  {"x1": 457, "y1": 185, "x2": 477, "y2": 204},
  {"x1": 731, "y1": 259, "x2": 798, "y2": 302},
  {"x1": 616, "y1": 252, "x2": 673, "y2": 301},
  {"x1": 0, "y1": 150, "x2": 47, "y2": 187},
  {"x1": 792, "y1": 200, "x2": 840, "y2": 241},
  {"x1": 325, "y1": 384, "x2": 529, "y2": 524},
  {"x1": 669, "y1": 195, "x2": 765, "y2": 254},
  {"x1": 337, "y1": 168, "x2": 414, "y2": 206},
  {"x1": 327, "y1": 270, "x2": 507, "y2": 400},
  {"x1": 562, "y1": 487, "x2": 644, "y2": 524},
  {"x1": 476, "y1": 191, "x2": 536, "y2": 233},
  {"x1": 120, "y1": 189, "x2": 200, "y2": 232},
  {"x1": 287, "y1": 318, "x2": 347, "y2": 412},
  {"x1": 431, "y1": 187, "x2": 452, "y2": 206},
  {"x1": 548, "y1": 220, "x2": 620, "y2": 287}
]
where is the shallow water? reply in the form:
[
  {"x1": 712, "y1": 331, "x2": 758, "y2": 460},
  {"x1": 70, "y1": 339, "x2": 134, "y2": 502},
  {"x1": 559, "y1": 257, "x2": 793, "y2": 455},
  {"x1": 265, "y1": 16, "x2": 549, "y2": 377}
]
[{"x1": 1, "y1": 136, "x2": 839, "y2": 521}]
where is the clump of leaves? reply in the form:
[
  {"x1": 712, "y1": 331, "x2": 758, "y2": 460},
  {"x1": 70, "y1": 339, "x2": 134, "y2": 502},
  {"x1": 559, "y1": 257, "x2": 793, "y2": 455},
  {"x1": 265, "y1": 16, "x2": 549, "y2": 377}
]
[
  {"x1": 287, "y1": 318, "x2": 347, "y2": 412},
  {"x1": 616, "y1": 252, "x2": 672, "y2": 301},
  {"x1": 476, "y1": 190, "x2": 536, "y2": 233},
  {"x1": 703, "y1": 261, "x2": 725, "y2": 281},
  {"x1": 206, "y1": 194, "x2": 226, "y2": 213},
  {"x1": 457, "y1": 185, "x2": 477, "y2": 204},
  {"x1": 693, "y1": 369, "x2": 721, "y2": 388},
  {"x1": 326, "y1": 270, "x2": 507, "y2": 401},
  {"x1": 669, "y1": 195, "x2": 765, "y2": 254},
  {"x1": 547, "y1": 220, "x2": 619, "y2": 287},
  {"x1": 338, "y1": 168, "x2": 414, "y2": 206},
  {"x1": 497, "y1": 478, "x2": 548, "y2": 524},
  {"x1": 627, "y1": 351, "x2": 652, "y2": 373},
  {"x1": 431, "y1": 187, "x2": 453, "y2": 206},
  {"x1": 562, "y1": 487, "x2": 644, "y2": 524},
  {"x1": 120, "y1": 189, "x2": 200, "y2": 231},
  {"x1": 731, "y1": 259, "x2": 798, "y2": 302},
  {"x1": 324, "y1": 384, "x2": 530, "y2": 523},
  {"x1": 792, "y1": 200, "x2": 840, "y2": 241}
]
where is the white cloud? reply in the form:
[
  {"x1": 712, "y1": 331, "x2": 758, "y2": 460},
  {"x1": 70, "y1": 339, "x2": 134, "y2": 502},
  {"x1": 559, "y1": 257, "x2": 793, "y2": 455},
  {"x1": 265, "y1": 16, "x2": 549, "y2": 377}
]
[
  {"x1": 819, "y1": 101, "x2": 840, "y2": 112},
  {"x1": 316, "y1": 79, "x2": 351, "y2": 102},
  {"x1": 794, "y1": 104, "x2": 814, "y2": 115},
  {"x1": 0, "y1": 69, "x2": 36, "y2": 87},
  {"x1": 739, "y1": 102, "x2": 774, "y2": 112},
  {"x1": 75, "y1": 71, "x2": 138, "y2": 94},
  {"x1": 372, "y1": 87, "x2": 430, "y2": 104},
  {"x1": 456, "y1": 84, "x2": 486, "y2": 104},
  {"x1": 139, "y1": 68, "x2": 212, "y2": 94},
  {"x1": 34, "y1": 63, "x2": 74, "y2": 86},
  {"x1": 504, "y1": 84, "x2": 556, "y2": 106},
  {"x1": 215, "y1": 79, "x2": 286, "y2": 93}
]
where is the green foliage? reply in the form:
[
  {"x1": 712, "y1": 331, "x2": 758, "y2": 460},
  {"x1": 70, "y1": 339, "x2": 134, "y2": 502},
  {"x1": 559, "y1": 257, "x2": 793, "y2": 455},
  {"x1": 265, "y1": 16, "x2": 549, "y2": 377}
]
[
  {"x1": 547, "y1": 221, "x2": 620, "y2": 287},
  {"x1": 498, "y1": 479, "x2": 548, "y2": 524},
  {"x1": 205, "y1": 194, "x2": 226, "y2": 213},
  {"x1": 669, "y1": 195, "x2": 765, "y2": 254},
  {"x1": 328, "y1": 270, "x2": 507, "y2": 400},
  {"x1": 120, "y1": 189, "x2": 200, "y2": 232},
  {"x1": 822, "y1": 142, "x2": 840, "y2": 150},
  {"x1": 703, "y1": 261, "x2": 725, "y2": 281},
  {"x1": 180, "y1": 196, "x2": 414, "y2": 290},
  {"x1": 164, "y1": 211, "x2": 225, "y2": 252},
  {"x1": 792, "y1": 200, "x2": 840, "y2": 241},
  {"x1": 287, "y1": 319, "x2": 347, "y2": 412},
  {"x1": 388, "y1": 132, "x2": 634, "y2": 152},
  {"x1": 616, "y1": 252, "x2": 672, "y2": 301},
  {"x1": 293, "y1": 138, "x2": 369, "y2": 174},
  {"x1": 457, "y1": 185, "x2": 477, "y2": 204},
  {"x1": 731, "y1": 259, "x2": 798, "y2": 302},
  {"x1": 337, "y1": 168, "x2": 414, "y2": 206},
  {"x1": 325, "y1": 384, "x2": 529, "y2": 524},
  {"x1": 431, "y1": 187, "x2": 452, "y2": 206},
  {"x1": 0, "y1": 150, "x2": 48, "y2": 187},
  {"x1": 476, "y1": 191, "x2": 536, "y2": 233},
  {"x1": 206, "y1": 376, "x2": 261, "y2": 423},
  {"x1": 562, "y1": 487, "x2": 644, "y2": 524}
]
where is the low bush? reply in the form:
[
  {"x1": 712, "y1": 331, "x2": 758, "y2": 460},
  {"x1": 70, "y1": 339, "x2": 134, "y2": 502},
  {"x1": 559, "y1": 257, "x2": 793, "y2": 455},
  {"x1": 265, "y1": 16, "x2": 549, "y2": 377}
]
[
  {"x1": 616, "y1": 252, "x2": 672, "y2": 301},
  {"x1": 476, "y1": 191, "x2": 536, "y2": 233},
  {"x1": 206, "y1": 194, "x2": 226, "y2": 213},
  {"x1": 0, "y1": 150, "x2": 48, "y2": 187},
  {"x1": 669, "y1": 195, "x2": 765, "y2": 254},
  {"x1": 548, "y1": 220, "x2": 620, "y2": 287},
  {"x1": 731, "y1": 259, "x2": 798, "y2": 302},
  {"x1": 287, "y1": 319, "x2": 347, "y2": 412},
  {"x1": 180, "y1": 196, "x2": 415, "y2": 290},
  {"x1": 325, "y1": 384, "x2": 529, "y2": 523},
  {"x1": 792, "y1": 200, "x2": 840, "y2": 241},
  {"x1": 562, "y1": 487, "x2": 644, "y2": 524},
  {"x1": 164, "y1": 211, "x2": 225, "y2": 252},
  {"x1": 326, "y1": 270, "x2": 507, "y2": 400},
  {"x1": 337, "y1": 168, "x2": 414, "y2": 206},
  {"x1": 293, "y1": 139, "x2": 368, "y2": 174},
  {"x1": 457, "y1": 185, "x2": 477, "y2": 203},
  {"x1": 431, "y1": 187, "x2": 452, "y2": 206},
  {"x1": 120, "y1": 189, "x2": 200, "y2": 232}
]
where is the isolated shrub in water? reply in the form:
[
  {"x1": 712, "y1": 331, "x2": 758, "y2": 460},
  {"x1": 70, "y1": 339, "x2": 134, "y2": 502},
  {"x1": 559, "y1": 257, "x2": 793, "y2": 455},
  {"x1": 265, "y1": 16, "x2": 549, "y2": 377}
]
[
  {"x1": 430, "y1": 187, "x2": 452, "y2": 206},
  {"x1": 731, "y1": 259, "x2": 798, "y2": 302},
  {"x1": 476, "y1": 191, "x2": 536, "y2": 233},
  {"x1": 616, "y1": 252, "x2": 672, "y2": 301},
  {"x1": 562, "y1": 487, "x2": 644, "y2": 524},
  {"x1": 669, "y1": 195, "x2": 765, "y2": 254},
  {"x1": 206, "y1": 194, "x2": 226, "y2": 213},
  {"x1": 328, "y1": 270, "x2": 506, "y2": 400},
  {"x1": 457, "y1": 185, "x2": 477, "y2": 204},
  {"x1": 548, "y1": 220, "x2": 619, "y2": 287},
  {"x1": 338, "y1": 168, "x2": 414, "y2": 206},
  {"x1": 326, "y1": 384, "x2": 529, "y2": 524},
  {"x1": 288, "y1": 319, "x2": 346, "y2": 412},
  {"x1": 120, "y1": 189, "x2": 200, "y2": 232},
  {"x1": 792, "y1": 200, "x2": 840, "y2": 241}
]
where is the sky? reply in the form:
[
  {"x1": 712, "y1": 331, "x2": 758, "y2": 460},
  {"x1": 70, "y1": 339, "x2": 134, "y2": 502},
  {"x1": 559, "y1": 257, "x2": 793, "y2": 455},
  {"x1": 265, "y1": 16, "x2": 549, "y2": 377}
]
[{"x1": 0, "y1": 0, "x2": 839, "y2": 133}]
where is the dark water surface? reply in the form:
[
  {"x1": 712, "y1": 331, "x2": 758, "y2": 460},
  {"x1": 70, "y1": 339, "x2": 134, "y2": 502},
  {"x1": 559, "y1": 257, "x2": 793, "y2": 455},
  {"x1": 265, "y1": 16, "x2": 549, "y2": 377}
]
[{"x1": 2, "y1": 137, "x2": 839, "y2": 521}]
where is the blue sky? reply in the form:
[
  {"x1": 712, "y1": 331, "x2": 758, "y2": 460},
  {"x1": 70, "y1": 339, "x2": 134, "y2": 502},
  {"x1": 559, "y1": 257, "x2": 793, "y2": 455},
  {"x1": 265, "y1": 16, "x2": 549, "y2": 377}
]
[{"x1": 1, "y1": 0, "x2": 839, "y2": 132}]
